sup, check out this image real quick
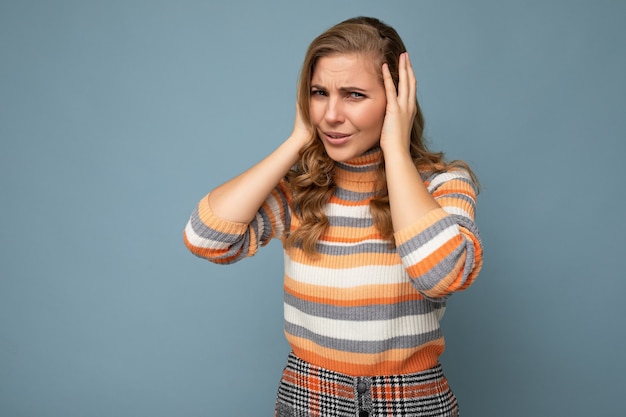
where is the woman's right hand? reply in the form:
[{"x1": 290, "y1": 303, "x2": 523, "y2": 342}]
[
  {"x1": 290, "y1": 103, "x2": 313, "y2": 148},
  {"x1": 207, "y1": 102, "x2": 312, "y2": 224}
]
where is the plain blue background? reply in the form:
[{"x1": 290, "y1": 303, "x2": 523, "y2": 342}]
[{"x1": 1, "y1": 1, "x2": 625, "y2": 416}]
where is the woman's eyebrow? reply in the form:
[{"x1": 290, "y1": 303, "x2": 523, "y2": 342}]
[
  {"x1": 339, "y1": 86, "x2": 368, "y2": 93},
  {"x1": 310, "y1": 84, "x2": 368, "y2": 93}
]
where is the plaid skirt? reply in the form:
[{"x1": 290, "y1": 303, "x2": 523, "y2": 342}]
[{"x1": 275, "y1": 352, "x2": 459, "y2": 417}]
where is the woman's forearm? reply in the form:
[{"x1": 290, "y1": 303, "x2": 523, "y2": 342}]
[
  {"x1": 384, "y1": 148, "x2": 440, "y2": 232},
  {"x1": 208, "y1": 133, "x2": 307, "y2": 224}
]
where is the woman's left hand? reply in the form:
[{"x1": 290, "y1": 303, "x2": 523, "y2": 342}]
[
  {"x1": 380, "y1": 52, "x2": 439, "y2": 230},
  {"x1": 380, "y1": 52, "x2": 417, "y2": 155}
]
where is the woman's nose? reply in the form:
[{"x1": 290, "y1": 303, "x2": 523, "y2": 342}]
[{"x1": 324, "y1": 97, "x2": 345, "y2": 124}]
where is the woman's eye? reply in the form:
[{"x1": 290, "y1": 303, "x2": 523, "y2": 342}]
[
  {"x1": 311, "y1": 90, "x2": 327, "y2": 97},
  {"x1": 349, "y1": 92, "x2": 365, "y2": 99}
]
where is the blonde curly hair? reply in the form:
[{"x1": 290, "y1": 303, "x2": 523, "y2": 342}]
[{"x1": 285, "y1": 17, "x2": 476, "y2": 255}]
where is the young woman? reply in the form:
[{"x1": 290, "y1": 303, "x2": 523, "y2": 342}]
[{"x1": 184, "y1": 16, "x2": 483, "y2": 417}]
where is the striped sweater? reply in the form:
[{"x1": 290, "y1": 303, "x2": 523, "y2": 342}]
[{"x1": 183, "y1": 149, "x2": 483, "y2": 377}]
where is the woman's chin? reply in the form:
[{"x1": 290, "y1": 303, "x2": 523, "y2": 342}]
[
  {"x1": 323, "y1": 146, "x2": 355, "y2": 163},
  {"x1": 323, "y1": 143, "x2": 378, "y2": 163}
]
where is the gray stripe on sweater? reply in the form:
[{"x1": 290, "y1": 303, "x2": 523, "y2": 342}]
[
  {"x1": 425, "y1": 172, "x2": 476, "y2": 193},
  {"x1": 436, "y1": 193, "x2": 476, "y2": 212},
  {"x1": 189, "y1": 208, "x2": 241, "y2": 242},
  {"x1": 315, "y1": 241, "x2": 397, "y2": 255},
  {"x1": 328, "y1": 215, "x2": 374, "y2": 228},
  {"x1": 285, "y1": 323, "x2": 443, "y2": 354},
  {"x1": 397, "y1": 216, "x2": 460, "y2": 257},
  {"x1": 398, "y1": 214, "x2": 479, "y2": 295},
  {"x1": 410, "y1": 245, "x2": 466, "y2": 293},
  {"x1": 284, "y1": 291, "x2": 444, "y2": 321},
  {"x1": 334, "y1": 187, "x2": 377, "y2": 202}
]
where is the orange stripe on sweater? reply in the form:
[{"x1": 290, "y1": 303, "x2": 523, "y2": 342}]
[
  {"x1": 183, "y1": 233, "x2": 242, "y2": 263},
  {"x1": 328, "y1": 196, "x2": 372, "y2": 206},
  {"x1": 432, "y1": 183, "x2": 472, "y2": 198},
  {"x1": 405, "y1": 234, "x2": 464, "y2": 276},
  {"x1": 288, "y1": 337, "x2": 444, "y2": 376},
  {"x1": 423, "y1": 257, "x2": 465, "y2": 298},
  {"x1": 437, "y1": 195, "x2": 475, "y2": 216},
  {"x1": 288, "y1": 249, "x2": 401, "y2": 268},
  {"x1": 284, "y1": 276, "x2": 422, "y2": 306},
  {"x1": 321, "y1": 229, "x2": 384, "y2": 244}
]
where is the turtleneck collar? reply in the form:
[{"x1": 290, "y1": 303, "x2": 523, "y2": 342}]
[{"x1": 333, "y1": 147, "x2": 383, "y2": 192}]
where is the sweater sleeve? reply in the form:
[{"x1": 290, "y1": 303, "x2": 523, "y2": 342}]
[
  {"x1": 394, "y1": 169, "x2": 483, "y2": 300},
  {"x1": 183, "y1": 178, "x2": 291, "y2": 264}
]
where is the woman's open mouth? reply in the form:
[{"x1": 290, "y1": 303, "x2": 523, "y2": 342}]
[{"x1": 322, "y1": 131, "x2": 352, "y2": 146}]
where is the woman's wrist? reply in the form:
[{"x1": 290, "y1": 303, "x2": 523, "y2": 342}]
[{"x1": 381, "y1": 140, "x2": 412, "y2": 164}]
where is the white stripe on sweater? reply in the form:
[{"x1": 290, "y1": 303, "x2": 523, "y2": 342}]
[
  {"x1": 427, "y1": 170, "x2": 470, "y2": 191},
  {"x1": 285, "y1": 259, "x2": 408, "y2": 287},
  {"x1": 184, "y1": 222, "x2": 231, "y2": 249},
  {"x1": 403, "y1": 224, "x2": 459, "y2": 265},
  {"x1": 284, "y1": 304, "x2": 442, "y2": 342},
  {"x1": 325, "y1": 202, "x2": 372, "y2": 218}
]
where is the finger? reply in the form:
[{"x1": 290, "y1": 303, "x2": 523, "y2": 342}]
[
  {"x1": 405, "y1": 52, "x2": 417, "y2": 111},
  {"x1": 397, "y1": 53, "x2": 409, "y2": 105},
  {"x1": 382, "y1": 63, "x2": 398, "y2": 110}
]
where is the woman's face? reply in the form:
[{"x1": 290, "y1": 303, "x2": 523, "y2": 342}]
[{"x1": 309, "y1": 53, "x2": 387, "y2": 162}]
